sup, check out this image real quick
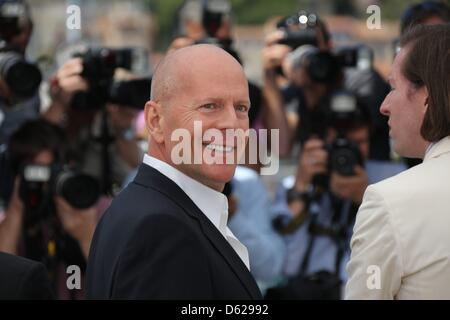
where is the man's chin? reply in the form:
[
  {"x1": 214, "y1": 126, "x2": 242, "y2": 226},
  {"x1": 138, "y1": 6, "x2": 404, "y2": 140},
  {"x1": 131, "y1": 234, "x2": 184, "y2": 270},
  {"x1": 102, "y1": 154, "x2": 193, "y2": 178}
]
[{"x1": 202, "y1": 163, "x2": 237, "y2": 186}]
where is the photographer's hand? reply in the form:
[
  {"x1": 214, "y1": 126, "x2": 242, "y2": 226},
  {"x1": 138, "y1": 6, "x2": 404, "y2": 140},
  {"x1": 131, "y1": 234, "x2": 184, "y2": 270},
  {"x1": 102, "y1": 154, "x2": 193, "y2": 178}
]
[
  {"x1": 295, "y1": 138, "x2": 328, "y2": 192},
  {"x1": 53, "y1": 58, "x2": 89, "y2": 100},
  {"x1": 44, "y1": 58, "x2": 89, "y2": 125},
  {"x1": 54, "y1": 196, "x2": 97, "y2": 260},
  {"x1": 262, "y1": 43, "x2": 292, "y2": 75},
  {"x1": 330, "y1": 165, "x2": 368, "y2": 205},
  {"x1": 0, "y1": 178, "x2": 24, "y2": 255}
]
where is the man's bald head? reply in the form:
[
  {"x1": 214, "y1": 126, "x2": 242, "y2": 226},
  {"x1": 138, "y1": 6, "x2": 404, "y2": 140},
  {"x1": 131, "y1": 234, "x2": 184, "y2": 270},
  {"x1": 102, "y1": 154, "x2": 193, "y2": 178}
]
[
  {"x1": 145, "y1": 44, "x2": 250, "y2": 191},
  {"x1": 150, "y1": 44, "x2": 245, "y2": 106}
]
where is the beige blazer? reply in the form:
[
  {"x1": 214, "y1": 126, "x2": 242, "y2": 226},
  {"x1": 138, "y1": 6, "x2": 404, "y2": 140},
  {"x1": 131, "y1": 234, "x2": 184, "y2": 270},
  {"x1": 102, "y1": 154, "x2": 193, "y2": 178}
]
[{"x1": 345, "y1": 136, "x2": 450, "y2": 299}]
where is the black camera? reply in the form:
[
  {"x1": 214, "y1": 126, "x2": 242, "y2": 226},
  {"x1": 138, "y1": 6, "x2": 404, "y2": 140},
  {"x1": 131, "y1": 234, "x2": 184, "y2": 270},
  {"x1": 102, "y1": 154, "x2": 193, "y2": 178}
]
[
  {"x1": 328, "y1": 137, "x2": 363, "y2": 176},
  {"x1": 310, "y1": 92, "x2": 367, "y2": 192},
  {"x1": 334, "y1": 44, "x2": 373, "y2": 70},
  {"x1": 19, "y1": 163, "x2": 100, "y2": 224},
  {"x1": 0, "y1": 1, "x2": 41, "y2": 102},
  {"x1": 276, "y1": 11, "x2": 319, "y2": 49},
  {"x1": 327, "y1": 92, "x2": 365, "y2": 176},
  {"x1": 0, "y1": 0, "x2": 29, "y2": 40},
  {"x1": 201, "y1": 0, "x2": 231, "y2": 38},
  {"x1": 0, "y1": 41, "x2": 42, "y2": 101},
  {"x1": 71, "y1": 47, "x2": 150, "y2": 111},
  {"x1": 298, "y1": 48, "x2": 342, "y2": 85},
  {"x1": 77, "y1": 48, "x2": 133, "y2": 86},
  {"x1": 292, "y1": 44, "x2": 374, "y2": 87}
]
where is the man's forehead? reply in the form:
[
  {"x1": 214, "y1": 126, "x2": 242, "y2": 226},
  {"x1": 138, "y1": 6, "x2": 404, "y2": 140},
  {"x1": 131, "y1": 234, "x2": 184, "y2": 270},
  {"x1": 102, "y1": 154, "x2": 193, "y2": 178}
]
[
  {"x1": 167, "y1": 44, "x2": 235, "y2": 64},
  {"x1": 392, "y1": 47, "x2": 409, "y2": 76}
]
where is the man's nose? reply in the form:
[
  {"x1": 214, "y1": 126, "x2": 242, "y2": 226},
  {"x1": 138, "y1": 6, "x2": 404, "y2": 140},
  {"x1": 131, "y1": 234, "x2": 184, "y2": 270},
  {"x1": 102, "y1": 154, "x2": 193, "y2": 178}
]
[
  {"x1": 218, "y1": 104, "x2": 240, "y2": 129},
  {"x1": 380, "y1": 98, "x2": 390, "y2": 116}
]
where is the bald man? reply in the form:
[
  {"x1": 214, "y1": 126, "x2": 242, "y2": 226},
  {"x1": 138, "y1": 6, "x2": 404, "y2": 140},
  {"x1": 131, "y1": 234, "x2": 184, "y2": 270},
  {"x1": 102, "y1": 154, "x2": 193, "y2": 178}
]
[{"x1": 86, "y1": 45, "x2": 262, "y2": 299}]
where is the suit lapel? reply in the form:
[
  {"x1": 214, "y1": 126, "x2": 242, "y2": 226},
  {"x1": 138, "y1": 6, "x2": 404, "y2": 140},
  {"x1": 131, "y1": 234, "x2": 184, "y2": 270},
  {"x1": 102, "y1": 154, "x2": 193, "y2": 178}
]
[
  {"x1": 133, "y1": 164, "x2": 262, "y2": 299},
  {"x1": 195, "y1": 211, "x2": 262, "y2": 299}
]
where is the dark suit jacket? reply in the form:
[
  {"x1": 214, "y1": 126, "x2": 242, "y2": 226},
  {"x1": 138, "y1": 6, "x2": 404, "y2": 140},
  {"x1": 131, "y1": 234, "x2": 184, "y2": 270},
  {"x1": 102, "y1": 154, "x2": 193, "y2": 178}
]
[
  {"x1": 86, "y1": 164, "x2": 262, "y2": 299},
  {"x1": 0, "y1": 252, "x2": 54, "y2": 300}
]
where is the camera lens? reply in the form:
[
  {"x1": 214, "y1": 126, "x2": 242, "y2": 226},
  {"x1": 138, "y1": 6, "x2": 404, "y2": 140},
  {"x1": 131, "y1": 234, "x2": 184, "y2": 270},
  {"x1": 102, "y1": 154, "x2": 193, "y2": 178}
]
[
  {"x1": 329, "y1": 138, "x2": 362, "y2": 176},
  {"x1": 56, "y1": 171, "x2": 100, "y2": 209},
  {"x1": 0, "y1": 51, "x2": 42, "y2": 99},
  {"x1": 331, "y1": 148, "x2": 358, "y2": 176}
]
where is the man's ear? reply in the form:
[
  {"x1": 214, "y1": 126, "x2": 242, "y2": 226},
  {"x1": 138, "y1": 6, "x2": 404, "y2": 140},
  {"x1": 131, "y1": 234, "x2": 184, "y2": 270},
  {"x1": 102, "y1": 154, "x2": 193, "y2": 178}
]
[{"x1": 144, "y1": 100, "x2": 165, "y2": 144}]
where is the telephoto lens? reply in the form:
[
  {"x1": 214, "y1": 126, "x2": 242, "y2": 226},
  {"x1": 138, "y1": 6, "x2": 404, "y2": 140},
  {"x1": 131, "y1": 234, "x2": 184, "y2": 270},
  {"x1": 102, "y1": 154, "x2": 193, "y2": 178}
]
[
  {"x1": 0, "y1": 50, "x2": 42, "y2": 99},
  {"x1": 19, "y1": 164, "x2": 101, "y2": 215},
  {"x1": 55, "y1": 170, "x2": 100, "y2": 209}
]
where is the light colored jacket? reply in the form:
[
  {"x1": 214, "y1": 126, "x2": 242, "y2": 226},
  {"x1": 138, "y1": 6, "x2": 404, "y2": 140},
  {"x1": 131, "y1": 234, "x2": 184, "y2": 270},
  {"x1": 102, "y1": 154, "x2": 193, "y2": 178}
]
[{"x1": 345, "y1": 136, "x2": 450, "y2": 299}]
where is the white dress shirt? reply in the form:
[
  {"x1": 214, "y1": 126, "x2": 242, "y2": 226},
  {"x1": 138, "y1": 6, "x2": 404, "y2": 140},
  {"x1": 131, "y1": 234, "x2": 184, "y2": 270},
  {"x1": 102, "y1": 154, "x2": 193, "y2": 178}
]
[{"x1": 142, "y1": 154, "x2": 250, "y2": 270}]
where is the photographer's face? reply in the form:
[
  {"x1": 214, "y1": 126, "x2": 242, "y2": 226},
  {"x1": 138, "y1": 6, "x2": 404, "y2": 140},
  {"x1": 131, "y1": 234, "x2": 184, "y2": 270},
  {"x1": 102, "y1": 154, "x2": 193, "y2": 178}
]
[
  {"x1": 9, "y1": 22, "x2": 33, "y2": 54},
  {"x1": 32, "y1": 150, "x2": 54, "y2": 166},
  {"x1": 326, "y1": 126, "x2": 370, "y2": 161},
  {"x1": 107, "y1": 104, "x2": 139, "y2": 131}
]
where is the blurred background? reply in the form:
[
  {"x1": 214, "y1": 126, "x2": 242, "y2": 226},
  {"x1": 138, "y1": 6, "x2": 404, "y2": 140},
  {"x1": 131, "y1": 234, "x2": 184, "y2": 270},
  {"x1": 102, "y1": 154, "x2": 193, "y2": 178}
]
[{"x1": 28, "y1": 0, "x2": 434, "y2": 82}]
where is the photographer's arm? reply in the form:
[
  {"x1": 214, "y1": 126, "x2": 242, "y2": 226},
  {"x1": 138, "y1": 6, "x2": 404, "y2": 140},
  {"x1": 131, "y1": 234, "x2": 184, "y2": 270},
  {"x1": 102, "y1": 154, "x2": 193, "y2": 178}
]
[
  {"x1": 288, "y1": 138, "x2": 327, "y2": 218},
  {"x1": 261, "y1": 34, "x2": 294, "y2": 158}
]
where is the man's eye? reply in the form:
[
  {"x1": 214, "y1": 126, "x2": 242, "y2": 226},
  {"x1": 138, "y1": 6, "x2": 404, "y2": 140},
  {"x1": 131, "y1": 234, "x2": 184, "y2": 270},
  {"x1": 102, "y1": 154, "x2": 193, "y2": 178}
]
[
  {"x1": 201, "y1": 103, "x2": 217, "y2": 110},
  {"x1": 236, "y1": 105, "x2": 249, "y2": 113}
]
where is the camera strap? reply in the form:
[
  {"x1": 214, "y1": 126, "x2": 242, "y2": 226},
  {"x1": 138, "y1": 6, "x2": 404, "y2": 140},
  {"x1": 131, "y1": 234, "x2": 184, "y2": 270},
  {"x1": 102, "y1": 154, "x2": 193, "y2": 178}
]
[
  {"x1": 100, "y1": 108, "x2": 113, "y2": 195},
  {"x1": 297, "y1": 197, "x2": 350, "y2": 277},
  {"x1": 298, "y1": 214, "x2": 317, "y2": 275}
]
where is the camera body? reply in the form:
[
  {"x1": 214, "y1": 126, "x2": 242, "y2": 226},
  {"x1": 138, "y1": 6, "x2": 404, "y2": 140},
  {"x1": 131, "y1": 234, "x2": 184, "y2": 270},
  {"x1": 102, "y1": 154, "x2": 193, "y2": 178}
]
[
  {"x1": 71, "y1": 47, "x2": 150, "y2": 111},
  {"x1": 77, "y1": 48, "x2": 133, "y2": 86},
  {"x1": 334, "y1": 44, "x2": 373, "y2": 70},
  {"x1": 201, "y1": 0, "x2": 231, "y2": 38},
  {"x1": 310, "y1": 92, "x2": 366, "y2": 192},
  {"x1": 327, "y1": 136, "x2": 363, "y2": 176},
  {"x1": 276, "y1": 11, "x2": 320, "y2": 50},
  {"x1": 0, "y1": 0, "x2": 29, "y2": 40},
  {"x1": 292, "y1": 44, "x2": 373, "y2": 87},
  {"x1": 19, "y1": 163, "x2": 100, "y2": 224},
  {"x1": 277, "y1": 28, "x2": 318, "y2": 49}
]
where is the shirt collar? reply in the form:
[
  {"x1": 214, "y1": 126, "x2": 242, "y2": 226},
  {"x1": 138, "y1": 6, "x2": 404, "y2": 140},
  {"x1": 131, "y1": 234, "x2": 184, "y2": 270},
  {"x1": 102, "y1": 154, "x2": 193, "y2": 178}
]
[{"x1": 142, "y1": 154, "x2": 229, "y2": 234}]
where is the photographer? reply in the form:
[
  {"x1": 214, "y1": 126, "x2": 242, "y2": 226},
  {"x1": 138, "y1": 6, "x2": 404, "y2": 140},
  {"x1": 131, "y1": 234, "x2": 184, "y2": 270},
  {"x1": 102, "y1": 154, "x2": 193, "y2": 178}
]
[
  {"x1": 48, "y1": 51, "x2": 146, "y2": 195},
  {"x1": 0, "y1": 0, "x2": 41, "y2": 145},
  {"x1": 266, "y1": 93, "x2": 405, "y2": 299},
  {"x1": 262, "y1": 12, "x2": 391, "y2": 161},
  {"x1": 0, "y1": 119, "x2": 101, "y2": 299}
]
